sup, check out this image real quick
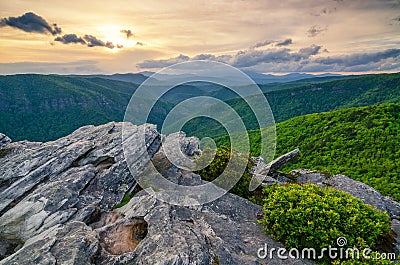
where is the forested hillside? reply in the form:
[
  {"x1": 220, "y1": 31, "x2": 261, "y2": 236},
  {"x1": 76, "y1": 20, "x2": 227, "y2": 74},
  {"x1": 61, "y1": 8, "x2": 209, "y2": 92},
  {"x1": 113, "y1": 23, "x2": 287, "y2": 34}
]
[
  {"x1": 215, "y1": 103, "x2": 400, "y2": 200},
  {"x1": 0, "y1": 74, "x2": 172, "y2": 141},
  {"x1": 184, "y1": 73, "x2": 400, "y2": 138}
]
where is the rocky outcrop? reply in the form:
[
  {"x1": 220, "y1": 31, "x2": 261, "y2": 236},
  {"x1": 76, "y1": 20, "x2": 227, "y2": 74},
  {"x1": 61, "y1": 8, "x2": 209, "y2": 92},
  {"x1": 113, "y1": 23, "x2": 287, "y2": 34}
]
[
  {"x1": 254, "y1": 148, "x2": 300, "y2": 176},
  {"x1": 0, "y1": 123, "x2": 314, "y2": 265},
  {"x1": 267, "y1": 148, "x2": 300, "y2": 174},
  {"x1": 1, "y1": 122, "x2": 398, "y2": 264}
]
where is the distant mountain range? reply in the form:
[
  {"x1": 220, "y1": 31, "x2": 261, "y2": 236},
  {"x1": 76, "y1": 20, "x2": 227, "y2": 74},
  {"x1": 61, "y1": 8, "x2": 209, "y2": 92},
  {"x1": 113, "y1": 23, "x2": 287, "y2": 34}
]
[
  {"x1": 139, "y1": 70, "x2": 343, "y2": 84},
  {"x1": 0, "y1": 72, "x2": 399, "y2": 142},
  {"x1": 60, "y1": 71, "x2": 345, "y2": 86}
]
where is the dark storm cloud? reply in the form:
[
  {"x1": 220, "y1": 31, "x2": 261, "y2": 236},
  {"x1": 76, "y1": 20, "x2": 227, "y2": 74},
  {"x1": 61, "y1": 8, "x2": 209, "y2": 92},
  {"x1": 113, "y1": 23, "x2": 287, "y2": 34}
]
[
  {"x1": 0, "y1": 12, "x2": 62, "y2": 35},
  {"x1": 84, "y1": 35, "x2": 119, "y2": 49},
  {"x1": 275, "y1": 38, "x2": 293, "y2": 46},
  {"x1": 121, "y1": 29, "x2": 134, "y2": 38},
  {"x1": 307, "y1": 25, "x2": 327, "y2": 37},
  {"x1": 54, "y1": 34, "x2": 85, "y2": 44}
]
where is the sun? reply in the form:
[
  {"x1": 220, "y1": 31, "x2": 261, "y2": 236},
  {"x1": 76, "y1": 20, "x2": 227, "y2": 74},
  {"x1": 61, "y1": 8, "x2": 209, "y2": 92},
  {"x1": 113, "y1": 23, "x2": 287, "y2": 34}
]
[{"x1": 97, "y1": 24, "x2": 136, "y2": 51}]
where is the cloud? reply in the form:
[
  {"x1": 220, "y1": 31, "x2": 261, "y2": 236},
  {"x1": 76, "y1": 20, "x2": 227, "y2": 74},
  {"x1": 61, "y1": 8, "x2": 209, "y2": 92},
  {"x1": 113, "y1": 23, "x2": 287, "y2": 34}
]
[
  {"x1": 0, "y1": 12, "x2": 61, "y2": 35},
  {"x1": 314, "y1": 48, "x2": 400, "y2": 67},
  {"x1": 252, "y1": 39, "x2": 293, "y2": 48},
  {"x1": 54, "y1": 34, "x2": 85, "y2": 44},
  {"x1": 137, "y1": 43, "x2": 400, "y2": 73},
  {"x1": 192, "y1": 53, "x2": 233, "y2": 62},
  {"x1": 275, "y1": 38, "x2": 293, "y2": 46},
  {"x1": 0, "y1": 12, "x2": 123, "y2": 50},
  {"x1": 232, "y1": 49, "x2": 293, "y2": 67},
  {"x1": 307, "y1": 25, "x2": 327, "y2": 37},
  {"x1": 53, "y1": 33, "x2": 122, "y2": 49},
  {"x1": 231, "y1": 44, "x2": 323, "y2": 67},
  {"x1": 298, "y1": 44, "x2": 322, "y2": 57},
  {"x1": 137, "y1": 54, "x2": 190, "y2": 68},
  {"x1": 137, "y1": 44, "x2": 323, "y2": 69},
  {"x1": 121, "y1": 29, "x2": 134, "y2": 39},
  {"x1": 83, "y1": 35, "x2": 120, "y2": 49},
  {"x1": 252, "y1": 40, "x2": 274, "y2": 48},
  {"x1": 311, "y1": 7, "x2": 337, "y2": 16}
]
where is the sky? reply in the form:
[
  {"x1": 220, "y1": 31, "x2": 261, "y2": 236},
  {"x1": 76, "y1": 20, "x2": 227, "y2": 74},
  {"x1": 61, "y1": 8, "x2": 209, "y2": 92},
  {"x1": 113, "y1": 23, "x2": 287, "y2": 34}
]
[{"x1": 0, "y1": 0, "x2": 400, "y2": 75}]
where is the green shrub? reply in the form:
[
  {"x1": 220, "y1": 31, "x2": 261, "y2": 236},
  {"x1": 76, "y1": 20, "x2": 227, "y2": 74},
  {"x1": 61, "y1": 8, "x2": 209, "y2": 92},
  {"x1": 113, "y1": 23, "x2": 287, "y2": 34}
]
[
  {"x1": 260, "y1": 184, "x2": 391, "y2": 257},
  {"x1": 195, "y1": 146, "x2": 258, "y2": 199}
]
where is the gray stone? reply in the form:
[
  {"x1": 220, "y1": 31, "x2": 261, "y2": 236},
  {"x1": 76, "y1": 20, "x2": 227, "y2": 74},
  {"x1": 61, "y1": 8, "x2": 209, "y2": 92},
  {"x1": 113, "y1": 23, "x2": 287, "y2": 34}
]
[
  {"x1": 0, "y1": 134, "x2": 11, "y2": 149},
  {"x1": 291, "y1": 169, "x2": 328, "y2": 187},
  {"x1": 255, "y1": 148, "x2": 300, "y2": 176},
  {"x1": 392, "y1": 219, "x2": 400, "y2": 257},
  {"x1": 0, "y1": 221, "x2": 98, "y2": 265},
  {"x1": 326, "y1": 174, "x2": 400, "y2": 219}
]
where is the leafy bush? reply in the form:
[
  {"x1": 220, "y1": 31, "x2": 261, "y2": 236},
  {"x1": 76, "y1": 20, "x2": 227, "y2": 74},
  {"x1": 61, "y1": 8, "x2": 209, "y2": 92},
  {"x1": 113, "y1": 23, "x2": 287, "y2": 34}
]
[
  {"x1": 194, "y1": 146, "x2": 258, "y2": 199},
  {"x1": 260, "y1": 184, "x2": 391, "y2": 255}
]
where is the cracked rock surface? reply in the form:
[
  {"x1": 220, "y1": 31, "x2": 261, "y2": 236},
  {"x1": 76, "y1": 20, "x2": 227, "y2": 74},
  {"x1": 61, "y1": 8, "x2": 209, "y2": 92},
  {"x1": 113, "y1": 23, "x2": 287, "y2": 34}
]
[{"x1": 0, "y1": 122, "x2": 314, "y2": 265}]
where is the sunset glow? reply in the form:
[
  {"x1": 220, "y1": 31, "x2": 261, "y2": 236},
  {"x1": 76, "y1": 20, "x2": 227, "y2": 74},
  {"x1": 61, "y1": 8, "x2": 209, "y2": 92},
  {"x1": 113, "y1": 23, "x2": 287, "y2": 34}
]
[{"x1": 0, "y1": 0, "x2": 399, "y2": 74}]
